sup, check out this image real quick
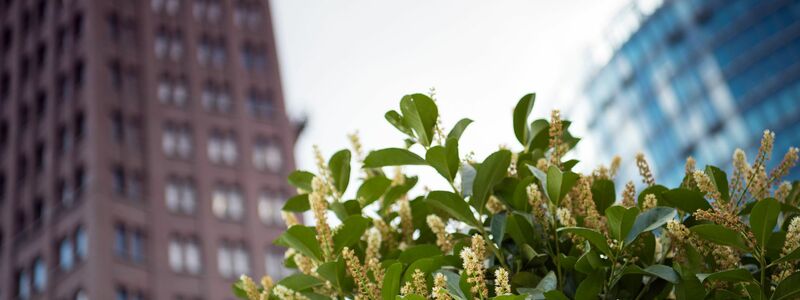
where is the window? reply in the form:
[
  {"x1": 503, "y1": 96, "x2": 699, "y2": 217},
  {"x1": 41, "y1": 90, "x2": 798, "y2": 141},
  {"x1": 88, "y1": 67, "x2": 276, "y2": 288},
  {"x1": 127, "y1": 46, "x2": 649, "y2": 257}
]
[
  {"x1": 212, "y1": 184, "x2": 244, "y2": 221},
  {"x1": 152, "y1": 0, "x2": 180, "y2": 15},
  {"x1": 169, "y1": 236, "x2": 202, "y2": 274},
  {"x1": 253, "y1": 138, "x2": 283, "y2": 172},
  {"x1": 163, "y1": 123, "x2": 193, "y2": 159},
  {"x1": 112, "y1": 111, "x2": 125, "y2": 143},
  {"x1": 154, "y1": 28, "x2": 183, "y2": 61},
  {"x1": 34, "y1": 142, "x2": 45, "y2": 173},
  {"x1": 197, "y1": 36, "x2": 226, "y2": 68},
  {"x1": 234, "y1": 1, "x2": 262, "y2": 29},
  {"x1": 17, "y1": 269, "x2": 30, "y2": 300},
  {"x1": 128, "y1": 172, "x2": 142, "y2": 202},
  {"x1": 201, "y1": 81, "x2": 231, "y2": 113},
  {"x1": 113, "y1": 166, "x2": 126, "y2": 196},
  {"x1": 218, "y1": 242, "x2": 249, "y2": 277},
  {"x1": 32, "y1": 257, "x2": 47, "y2": 292},
  {"x1": 165, "y1": 176, "x2": 196, "y2": 214},
  {"x1": 246, "y1": 89, "x2": 275, "y2": 120},
  {"x1": 59, "y1": 237, "x2": 74, "y2": 271},
  {"x1": 75, "y1": 289, "x2": 88, "y2": 300},
  {"x1": 76, "y1": 226, "x2": 88, "y2": 260},
  {"x1": 240, "y1": 43, "x2": 266, "y2": 72},
  {"x1": 258, "y1": 191, "x2": 283, "y2": 226},
  {"x1": 265, "y1": 247, "x2": 289, "y2": 279},
  {"x1": 157, "y1": 74, "x2": 188, "y2": 107},
  {"x1": 194, "y1": 0, "x2": 222, "y2": 23},
  {"x1": 208, "y1": 130, "x2": 237, "y2": 165},
  {"x1": 114, "y1": 225, "x2": 127, "y2": 257},
  {"x1": 59, "y1": 179, "x2": 74, "y2": 207},
  {"x1": 131, "y1": 230, "x2": 145, "y2": 263}
]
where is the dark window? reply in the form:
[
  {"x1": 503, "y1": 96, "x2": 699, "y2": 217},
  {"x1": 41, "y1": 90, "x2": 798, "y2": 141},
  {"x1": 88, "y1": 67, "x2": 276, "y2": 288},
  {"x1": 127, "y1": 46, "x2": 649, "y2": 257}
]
[
  {"x1": 35, "y1": 43, "x2": 47, "y2": 72},
  {"x1": 58, "y1": 125, "x2": 70, "y2": 153},
  {"x1": 113, "y1": 166, "x2": 125, "y2": 196},
  {"x1": 72, "y1": 13, "x2": 83, "y2": 40},
  {"x1": 110, "y1": 61, "x2": 122, "y2": 90},
  {"x1": 107, "y1": 13, "x2": 121, "y2": 41},
  {"x1": 114, "y1": 224, "x2": 127, "y2": 257},
  {"x1": 116, "y1": 286, "x2": 128, "y2": 300},
  {"x1": 73, "y1": 60, "x2": 84, "y2": 89},
  {"x1": 34, "y1": 142, "x2": 44, "y2": 172},
  {"x1": 74, "y1": 112, "x2": 85, "y2": 141},
  {"x1": 112, "y1": 111, "x2": 124, "y2": 143},
  {"x1": 32, "y1": 198, "x2": 44, "y2": 227},
  {"x1": 17, "y1": 155, "x2": 27, "y2": 185},
  {"x1": 35, "y1": 91, "x2": 46, "y2": 120},
  {"x1": 74, "y1": 167, "x2": 85, "y2": 198}
]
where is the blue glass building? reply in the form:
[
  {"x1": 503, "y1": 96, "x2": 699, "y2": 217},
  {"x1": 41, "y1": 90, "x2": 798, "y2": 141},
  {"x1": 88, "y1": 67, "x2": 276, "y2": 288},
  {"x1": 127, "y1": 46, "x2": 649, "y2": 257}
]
[{"x1": 574, "y1": 0, "x2": 800, "y2": 185}]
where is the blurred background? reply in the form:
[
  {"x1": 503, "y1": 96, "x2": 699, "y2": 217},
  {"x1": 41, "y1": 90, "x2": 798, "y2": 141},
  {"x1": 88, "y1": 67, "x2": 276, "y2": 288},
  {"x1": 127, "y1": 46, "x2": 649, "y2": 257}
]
[{"x1": 1, "y1": 0, "x2": 798, "y2": 299}]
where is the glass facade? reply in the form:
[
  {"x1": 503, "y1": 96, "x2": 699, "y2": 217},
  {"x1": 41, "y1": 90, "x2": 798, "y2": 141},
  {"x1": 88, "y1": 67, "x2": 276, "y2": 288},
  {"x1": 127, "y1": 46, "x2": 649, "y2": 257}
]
[{"x1": 576, "y1": 0, "x2": 800, "y2": 185}]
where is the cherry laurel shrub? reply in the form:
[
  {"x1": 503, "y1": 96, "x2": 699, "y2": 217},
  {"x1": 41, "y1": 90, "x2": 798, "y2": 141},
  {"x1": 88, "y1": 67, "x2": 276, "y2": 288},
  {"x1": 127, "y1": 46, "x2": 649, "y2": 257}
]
[{"x1": 234, "y1": 93, "x2": 800, "y2": 300}]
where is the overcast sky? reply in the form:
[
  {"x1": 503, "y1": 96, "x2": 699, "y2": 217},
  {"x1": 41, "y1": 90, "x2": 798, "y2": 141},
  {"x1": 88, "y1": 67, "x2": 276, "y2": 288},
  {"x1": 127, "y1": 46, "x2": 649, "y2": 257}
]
[{"x1": 270, "y1": 1, "x2": 629, "y2": 177}]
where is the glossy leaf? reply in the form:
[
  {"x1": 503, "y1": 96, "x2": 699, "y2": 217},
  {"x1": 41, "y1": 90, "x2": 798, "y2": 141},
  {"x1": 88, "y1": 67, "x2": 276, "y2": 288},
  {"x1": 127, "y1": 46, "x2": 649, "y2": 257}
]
[
  {"x1": 661, "y1": 188, "x2": 712, "y2": 213},
  {"x1": 277, "y1": 274, "x2": 324, "y2": 291},
  {"x1": 705, "y1": 165, "x2": 730, "y2": 202},
  {"x1": 400, "y1": 94, "x2": 438, "y2": 147},
  {"x1": 317, "y1": 258, "x2": 354, "y2": 293},
  {"x1": 356, "y1": 175, "x2": 392, "y2": 206},
  {"x1": 750, "y1": 197, "x2": 780, "y2": 252},
  {"x1": 447, "y1": 118, "x2": 473, "y2": 141},
  {"x1": 773, "y1": 271, "x2": 800, "y2": 300},
  {"x1": 590, "y1": 179, "x2": 615, "y2": 215},
  {"x1": 621, "y1": 265, "x2": 680, "y2": 284},
  {"x1": 605, "y1": 205, "x2": 639, "y2": 241},
  {"x1": 696, "y1": 268, "x2": 753, "y2": 283},
  {"x1": 328, "y1": 149, "x2": 352, "y2": 194},
  {"x1": 624, "y1": 207, "x2": 676, "y2": 245},
  {"x1": 545, "y1": 166, "x2": 579, "y2": 206},
  {"x1": 471, "y1": 150, "x2": 512, "y2": 211},
  {"x1": 274, "y1": 225, "x2": 323, "y2": 261},
  {"x1": 382, "y1": 263, "x2": 403, "y2": 300},
  {"x1": 282, "y1": 194, "x2": 310, "y2": 212},
  {"x1": 506, "y1": 212, "x2": 535, "y2": 247},
  {"x1": 332, "y1": 215, "x2": 371, "y2": 252},
  {"x1": 575, "y1": 270, "x2": 605, "y2": 300},
  {"x1": 513, "y1": 93, "x2": 536, "y2": 146},
  {"x1": 425, "y1": 191, "x2": 480, "y2": 227},
  {"x1": 287, "y1": 170, "x2": 315, "y2": 191},
  {"x1": 690, "y1": 224, "x2": 749, "y2": 251},
  {"x1": 364, "y1": 148, "x2": 427, "y2": 167},
  {"x1": 385, "y1": 110, "x2": 413, "y2": 136},
  {"x1": 398, "y1": 244, "x2": 443, "y2": 264},
  {"x1": 559, "y1": 227, "x2": 612, "y2": 256}
]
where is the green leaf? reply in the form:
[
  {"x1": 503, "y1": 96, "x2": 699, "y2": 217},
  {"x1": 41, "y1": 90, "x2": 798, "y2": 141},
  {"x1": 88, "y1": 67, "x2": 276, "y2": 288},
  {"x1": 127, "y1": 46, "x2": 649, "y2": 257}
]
[
  {"x1": 357, "y1": 175, "x2": 392, "y2": 206},
  {"x1": 690, "y1": 224, "x2": 749, "y2": 251},
  {"x1": 403, "y1": 257, "x2": 442, "y2": 283},
  {"x1": 674, "y1": 266, "x2": 705, "y2": 300},
  {"x1": 332, "y1": 215, "x2": 371, "y2": 252},
  {"x1": 558, "y1": 227, "x2": 612, "y2": 256},
  {"x1": 575, "y1": 250, "x2": 603, "y2": 274},
  {"x1": 543, "y1": 291, "x2": 569, "y2": 300},
  {"x1": 621, "y1": 265, "x2": 680, "y2": 284},
  {"x1": 471, "y1": 150, "x2": 512, "y2": 210},
  {"x1": 637, "y1": 185, "x2": 668, "y2": 208},
  {"x1": 400, "y1": 94, "x2": 438, "y2": 147},
  {"x1": 425, "y1": 191, "x2": 480, "y2": 227},
  {"x1": 491, "y1": 212, "x2": 507, "y2": 245},
  {"x1": 705, "y1": 165, "x2": 730, "y2": 202},
  {"x1": 382, "y1": 263, "x2": 403, "y2": 300},
  {"x1": 277, "y1": 274, "x2": 324, "y2": 291},
  {"x1": 605, "y1": 205, "x2": 639, "y2": 241},
  {"x1": 288, "y1": 170, "x2": 315, "y2": 191},
  {"x1": 520, "y1": 271, "x2": 557, "y2": 298},
  {"x1": 696, "y1": 268, "x2": 753, "y2": 283},
  {"x1": 770, "y1": 244, "x2": 800, "y2": 266},
  {"x1": 513, "y1": 93, "x2": 536, "y2": 146},
  {"x1": 274, "y1": 225, "x2": 324, "y2": 261},
  {"x1": 624, "y1": 207, "x2": 677, "y2": 245},
  {"x1": 575, "y1": 270, "x2": 605, "y2": 300},
  {"x1": 447, "y1": 118, "x2": 473, "y2": 141},
  {"x1": 545, "y1": 166, "x2": 579, "y2": 206},
  {"x1": 426, "y1": 138, "x2": 460, "y2": 183},
  {"x1": 364, "y1": 148, "x2": 427, "y2": 167},
  {"x1": 283, "y1": 194, "x2": 310, "y2": 212},
  {"x1": 317, "y1": 258, "x2": 354, "y2": 293},
  {"x1": 232, "y1": 279, "x2": 248, "y2": 299},
  {"x1": 399, "y1": 245, "x2": 443, "y2": 264},
  {"x1": 328, "y1": 149, "x2": 352, "y2": 194},
  {"x1": 661, "y1": 188, "x2": 712, "y2": 213},
  {"x1": 751, "y1": 198, "x2": 781, "y2": 252},
  {"x1": 506, "y1": 212, "x2": 535, "y2": 247},
  {"x1": 528, "y1": 119, "x2": 550, "y2": 151},
  {"x1": 591, "y1": 179, "x2": 615, "y2": 215},
  {"x1": 773, "y1": 271, "x2": 800, "y2": 300},
  {"x1": 385, "y1": 110, "x2": 414, "y2": 137},
  {"x1": 435, "y1": 270, "x2": 467, "y2": 300}
]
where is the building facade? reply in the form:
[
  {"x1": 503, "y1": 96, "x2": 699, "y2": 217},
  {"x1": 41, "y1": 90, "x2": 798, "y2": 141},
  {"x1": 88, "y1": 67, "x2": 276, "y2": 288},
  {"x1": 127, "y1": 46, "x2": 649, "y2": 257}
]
[
  {"x1": 0, "y1": 0, "x2": 297, "y2": 299},
  {"x1": 572, "y1": 0, "x2": 800, "y2": 185}
]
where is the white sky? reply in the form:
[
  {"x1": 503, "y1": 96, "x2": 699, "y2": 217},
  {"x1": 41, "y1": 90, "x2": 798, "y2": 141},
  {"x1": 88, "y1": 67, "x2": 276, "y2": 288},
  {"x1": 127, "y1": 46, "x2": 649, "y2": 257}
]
[{"x1": 270, "y1": 1, "x2": 629, "y2": 176}]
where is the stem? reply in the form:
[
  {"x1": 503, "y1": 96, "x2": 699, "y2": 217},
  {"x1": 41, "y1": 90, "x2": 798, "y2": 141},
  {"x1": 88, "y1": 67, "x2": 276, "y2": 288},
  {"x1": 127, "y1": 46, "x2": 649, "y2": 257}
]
[
  {"x1": 759, "y1": 247, "x2": 767, "y2": 291},
  {"x1": 634, "y1": 277, "x2": 655, "y2": 300},
  {"x1": 549, "y1": 206, "x2": 564, "y2": 290},
  {"x1": 477, "y1": 225, "x2": 509, "y2": 269}
]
